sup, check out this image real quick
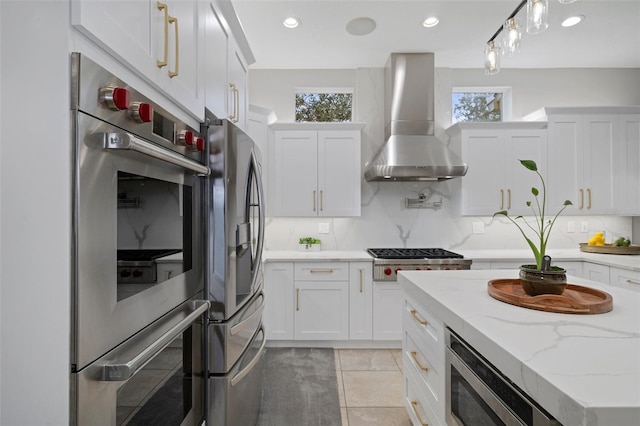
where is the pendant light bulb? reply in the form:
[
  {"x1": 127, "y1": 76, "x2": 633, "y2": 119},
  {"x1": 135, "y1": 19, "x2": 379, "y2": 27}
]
[
  {"x1": 527, "y1": 0, "x2": 549, "y2": 34},
  {"x1": 484, "y1": 41, "x2": 501, "y2": 75},
  {"x1": 503, "y1": 18, "x2": 522, "y2": 56}
]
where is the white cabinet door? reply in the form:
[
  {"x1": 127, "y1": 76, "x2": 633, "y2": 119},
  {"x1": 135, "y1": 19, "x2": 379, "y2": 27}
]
[
  {"x1": 556, "y1": 261, "x2": 583, "y2": 278},
  {"x1": 582, "y1": 262, "x2": 610, "y2": 284},
  {"x1": 264, "y1": 262, "x2": 294, "y2": 340},
  {"x1": 547, "y1": 115, "x2": 582, "y2": 214},
  {"x1": 615, "y1": 114, "x2": 640, "y2": 215},
  {"x1": 72, "y1": 0, "x2": 204, "y2": 118},
  {"x1": 203, "y1": 0, "x2": 229, "y2": 120},
  {"x1": 318, "y1": 130, "x2": 361, "y2": 217},
  {"x1": 609, "y1": 267, "x2": 640, "y2": 292},
  {"x1": 294, "y1": 281, "x2": 349, "y2": 340},
  {"x1": 460, "y1": 130, "x2": 503, "y2": 215},
  {"x1": 349, "y1": 262, "x2": 373, "y2": 340},
  {"x1": 373, "y1": 283, "x2": 403, "y2": 341},
  {"x1": 228, "y1": 38, "x2": 249, "y2": 129},
  {"x1": 272, "y1": 129, "x2": 361, "y2": 217},
  {"x1": 272, "y1": 130, "x2": 318, "y2": 216}
]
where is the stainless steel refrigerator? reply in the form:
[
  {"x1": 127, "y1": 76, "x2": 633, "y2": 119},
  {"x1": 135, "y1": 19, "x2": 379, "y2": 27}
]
[{"x1": 202, "y1": 111, "x2": 266, "y2": 426}]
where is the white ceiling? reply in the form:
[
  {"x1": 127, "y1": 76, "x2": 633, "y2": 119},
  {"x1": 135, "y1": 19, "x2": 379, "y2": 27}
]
[{"x1": 232, "y1": 0, "x2": 640, "y2": 70}]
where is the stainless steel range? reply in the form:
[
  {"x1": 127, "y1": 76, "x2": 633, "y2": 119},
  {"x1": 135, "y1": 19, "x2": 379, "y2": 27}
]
[{"x1": 367, "y1": 248, "x2": 472, "y2": 281}]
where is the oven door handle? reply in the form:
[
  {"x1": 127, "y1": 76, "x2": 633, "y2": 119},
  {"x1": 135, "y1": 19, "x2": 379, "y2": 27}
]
[
  {"x1": 93, "y1": 131, "x2": 211, "y2": 176},
  {"x1": 100, "y1": 300, "x2": 210, "y2": 382}
]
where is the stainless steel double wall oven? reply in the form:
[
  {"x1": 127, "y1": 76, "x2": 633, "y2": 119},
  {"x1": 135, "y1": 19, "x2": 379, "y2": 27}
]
[{"x1": 70, "y1": 53, "x2": 210, "y2": 425}]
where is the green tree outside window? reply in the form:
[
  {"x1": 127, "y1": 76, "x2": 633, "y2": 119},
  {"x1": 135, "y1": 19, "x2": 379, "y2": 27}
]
[{"x1": 295, "y1": 93, "x2": 352, "y2": 122}]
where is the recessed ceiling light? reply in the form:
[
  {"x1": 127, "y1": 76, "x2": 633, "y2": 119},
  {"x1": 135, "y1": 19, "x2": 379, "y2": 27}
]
[
  {"x1": 346, "y1": 17, "x2": 377, "y2": 36},
  {"x1": 423, "y1": 16, "x2": 439, "y2": 28},
  {"x1": 561, "y1": 15, "x2": 584, "y2": 27},
  {"x1": 283, "y1": 17, "x2": 300, "y2": 29}
]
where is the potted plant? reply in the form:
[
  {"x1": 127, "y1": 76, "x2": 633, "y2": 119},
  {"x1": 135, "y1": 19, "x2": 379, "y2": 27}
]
[
  {"x1": 493, "y1": 160, "x2": 572, "y2": 296},
  {"x1": 298, "y1": 237, "x2": 321, "y2": 251}
]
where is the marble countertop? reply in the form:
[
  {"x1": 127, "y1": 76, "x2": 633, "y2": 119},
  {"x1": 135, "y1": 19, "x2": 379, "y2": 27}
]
[
  {"x1": 399, "y1": 269, "x2": 640, "y2": 426},
  {"x1": 263, "y1": 248, "x2": 640, "y2": 271}
]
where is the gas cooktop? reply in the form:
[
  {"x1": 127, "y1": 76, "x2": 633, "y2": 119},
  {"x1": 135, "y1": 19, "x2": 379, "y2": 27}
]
[{"x1": 367, "y1": 248, "x2": 464, "y2": 260}]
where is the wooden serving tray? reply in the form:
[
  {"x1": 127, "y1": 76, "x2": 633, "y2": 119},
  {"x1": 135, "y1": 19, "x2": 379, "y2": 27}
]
[
  {"x1": 579, "y1": 243, "x2": 640, "y2": 255},
  {"x1": 487, "y1": 279, "x2": 613, "y2": 314}
]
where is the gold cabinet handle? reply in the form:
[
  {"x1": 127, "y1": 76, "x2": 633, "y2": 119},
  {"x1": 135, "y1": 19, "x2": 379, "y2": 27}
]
[
  {"x1": 296, "y1": 288, "x2": 300, "y2": 311},
  {"x1": 579, "y1": 188, "x2": 584, "y2": 209},
  {"x1": 410, "y1": 401, "x2": 428, "y2": 426},
  {"x1": 626, "y1": 279, "x2": 640, "y2": 286},
  {"x1": 313, "y1": 190, "x2": 316, "y2": 212},
  {"x1": 233, "y1": 85, "x2": 239, "y2": 122},
  {"x1": 507, "y1": 188, "x2": 511, "y2": 210},
  {"x1": 410, "y1": 309, "x2": 427, "y2": 326},
  {"x1": 587, "y1": 188, "x2": 591, "y2": 209},
  {"x1": 320, "y1": 190, "x2": 324, "y2": 211},
  {"x1": 228, "y1": 83, "x2": 237, "y2": 121},
  {"x1": 156, "y1": 2, "x2": 169, "y2": 68},
  {"x1": 500, "y1": 189, "x2": 504, "y2": 209},
  {"x1": 310, "y1": 269, "x2": 334, "y2": 273},
  {"x1": 359, "y1": 269, "x2": 363, "y2": 293},
  {"x1": 410, "y1": 351, "x2": 429, "y2": 371},
  {"x1": 168, "y1": 15, "x2": 179, "y2": 77}
]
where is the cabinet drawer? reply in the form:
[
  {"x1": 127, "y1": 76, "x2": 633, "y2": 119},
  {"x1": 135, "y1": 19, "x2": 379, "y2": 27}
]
[
  {"x1": 403, "y1": 297, "x2": 444, "y2": 359},
  {"x1": 294, "y1": 262, "x2": 349, "y2": 281},
  {"x1": 403, "y1": 330, "x2": 444, "y2": 417},
  {"x1": 609, "y1": 267, "x2": 640, "y2": 292},
  {"x1": 404, "y1": 362, "x2": 441, "y2": 426}
]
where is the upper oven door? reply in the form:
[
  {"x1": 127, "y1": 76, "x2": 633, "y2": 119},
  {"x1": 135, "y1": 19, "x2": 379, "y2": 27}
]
[{"x1": 73, "y1": 111, "x2": 207, "y2": 371}]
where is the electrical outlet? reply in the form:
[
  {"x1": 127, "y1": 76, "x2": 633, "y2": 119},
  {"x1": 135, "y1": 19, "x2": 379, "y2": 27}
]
[
  {"x1": 567, "y1": 221, "x2": 575, "y2": 233},
  {"x1": 472, "y1": 222, "x2": 485, "y2": 234},
  {"x1": 318, "y1": 223, "x2": 330, "y2": 234},
  {"x1": 580, "y1": 222, "x2": 589, "y2": 233}
]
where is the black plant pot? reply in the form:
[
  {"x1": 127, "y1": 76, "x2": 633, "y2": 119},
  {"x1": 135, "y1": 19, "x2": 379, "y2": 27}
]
[{"x1": 519, "y1": 265, "x2": 567, "y2": 296}]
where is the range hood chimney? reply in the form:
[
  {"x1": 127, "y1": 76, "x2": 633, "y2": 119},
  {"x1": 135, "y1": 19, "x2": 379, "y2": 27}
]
[{"x1": 364, "y1": 53, "x2": 468, "y2": 181}]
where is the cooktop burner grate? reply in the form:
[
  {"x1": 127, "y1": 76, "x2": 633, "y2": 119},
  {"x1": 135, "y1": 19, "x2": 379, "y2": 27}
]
[{"x1": 367, "y1": 248, "x2": 464, "y2": 260}]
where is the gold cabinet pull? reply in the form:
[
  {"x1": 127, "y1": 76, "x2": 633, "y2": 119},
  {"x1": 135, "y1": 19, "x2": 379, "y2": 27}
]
[
  {"x1": 228, "y1": 83, "x2": 237, "y2": 121},
  {"x1": 359, "y1": 269, "x2": 363, "y2": 293},
  {"x1": 410, "y1": 400, "x2": 428, "y2": 426},
  {"x1": 410, "y1": 309, "x2": 427, "y2": 326},
  {"x1": 156, "y1": 2, "x2": 169, "y2": 68},
  {"x1": 313, "y1": 190, "x2": 316, "y2": 211},
  {"x1": 320, "y1": 190, "x2": 324, "y2": 211},
  {"x1": 296, "y1": 288, "x2": 300, "y2": 311},
  {"x1": 410, "y1": 351, "x2": 429, "y2": 371},
  {"x1": 233, "y1": 85, "x2": 239, "y2": 122},
  {"x1": 507, "y1": 188, "x2": 511, "y2": 209},
  {"x1": 587, "y1": 188, "x2": 592, "y2": 209},
  {"x1": 310, "y1": 269, "x2": 333, "y2": 273},
  {"x1": 579, "y1": 188, "x2": 584, "y2": 209},
  {"x1": 168, "y1": 15, "x2": 179, "y2": 77},
  {"x1": 500, "y1": 189, "x2": 504, "y2": 209},
  {"x1": 627, "y1": 279, "x2": 640, "y2": 286}
]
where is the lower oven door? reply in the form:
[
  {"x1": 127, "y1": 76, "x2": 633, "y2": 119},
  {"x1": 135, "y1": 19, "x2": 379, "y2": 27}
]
[{"x1": 72, "y1": 299, "x2": 209, "y2": 426}]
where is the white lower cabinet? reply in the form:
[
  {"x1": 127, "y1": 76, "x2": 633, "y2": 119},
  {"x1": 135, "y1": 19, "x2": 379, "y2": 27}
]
[
  {"x1": 609, "y1": 267, "x2": 640, "y2": 292},
  {"x1": 263, "y1": 262, "x2": 294, "y2": 340},
  {"x1": 295, "y1": 281, "x2": 349, "y2": 340},
  {"x1": 582, "y1": 262, "x2": 610, "y2": 284},
  {"x1": 349, "y1": 262, "x2": 373, "y2": 340},
  {"x1": 372, "y1": 283, "x2": 404, "y2": 340},
  {"x1": 402, "y1": 292, "x2": 446, "y2": 425},
  {"x1": 556, "y1": 261, "x2": 583, "y2": 278}
]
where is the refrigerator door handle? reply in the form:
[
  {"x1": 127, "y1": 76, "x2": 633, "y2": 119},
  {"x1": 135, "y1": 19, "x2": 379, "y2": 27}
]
[
  {"x1": 100, "y1": 300, "x2": 210, "y2": 381},
  {"x1": 231, "y1": 327, "x2": 266, "y2": 387},
  {"x1": 230, "y1": 293, "x2": 265, "y2": 336}
]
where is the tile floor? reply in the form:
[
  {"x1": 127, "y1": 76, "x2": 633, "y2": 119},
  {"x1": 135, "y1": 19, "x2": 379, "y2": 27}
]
[{"x1": 335, "y1": 349, "x2": 412, "y2": 426}]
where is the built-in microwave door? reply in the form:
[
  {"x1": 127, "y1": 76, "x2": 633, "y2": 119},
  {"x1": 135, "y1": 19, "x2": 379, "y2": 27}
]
[{"x1": 72, "y1": 113, "x2": 206, "y2": 371}]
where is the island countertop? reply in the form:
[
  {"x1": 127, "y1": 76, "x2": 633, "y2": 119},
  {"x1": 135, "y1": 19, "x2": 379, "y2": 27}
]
[{"x1": 399, "y1": 269, "x2": 640, "y2": 426}]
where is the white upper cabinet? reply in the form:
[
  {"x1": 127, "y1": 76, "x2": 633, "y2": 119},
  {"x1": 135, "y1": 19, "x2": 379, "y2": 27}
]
[
  {"x1": 446, "y1": 122, "x2": 548, "y2": 216},
  {"x1": 204, "y1": 0, "x2": 254, "y2": 130},
  {"x1": 529, "y1": 107, "x2": 640, "y2": 215},
  {"x1": 270, "y1": 124, "x2": 363, "y2": 217},
  {"x1": 71, "y1": 0, "x2": 204, "y2": 119}
]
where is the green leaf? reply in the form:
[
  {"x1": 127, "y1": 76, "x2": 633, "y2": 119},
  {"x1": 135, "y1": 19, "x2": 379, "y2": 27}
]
[
  {"x1": 531, "y1": 187, "x2": 539, "y2": 196},
  {"x1": 563, "y1": 200, "x2": 573, "y2": 206},
  {"x1": 526, "y1": 201, "x2": 531, "y2": 207},
  {"x1": 519, "y1": 159, "x2": 538, "y2": 171},
  {"x1": 493, "y1": 210, "x2": 508, "y2": 216}
]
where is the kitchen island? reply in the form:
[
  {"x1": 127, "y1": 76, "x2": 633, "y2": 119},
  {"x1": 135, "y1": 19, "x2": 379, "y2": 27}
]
[{"x1": 399, "y1": 269, "x2": 640, "y2": 426}]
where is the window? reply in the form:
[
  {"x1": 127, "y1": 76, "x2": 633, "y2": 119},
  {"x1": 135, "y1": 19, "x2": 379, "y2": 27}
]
[
  {"x1": 452, "y1": 87, "x2": 512, "y2": 124},
  {"x1": 295, "y1": 88, "x2": 353, "y2": 122}
]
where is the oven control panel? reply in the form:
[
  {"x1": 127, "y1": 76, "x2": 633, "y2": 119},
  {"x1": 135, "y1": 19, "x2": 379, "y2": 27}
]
[{"x1": 372, "y1": 260, "x2": 472, "y2": 281}]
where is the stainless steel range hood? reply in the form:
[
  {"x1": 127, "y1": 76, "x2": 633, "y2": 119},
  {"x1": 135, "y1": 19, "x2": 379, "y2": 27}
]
[{"x1": 364, "y1": 53, "x2": 468, "y2": 181}]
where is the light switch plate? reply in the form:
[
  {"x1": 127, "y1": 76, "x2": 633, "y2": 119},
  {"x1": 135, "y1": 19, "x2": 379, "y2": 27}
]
[
  {"x1": 580, "y1": 221, "x2": 589, "y2": 233},
  {"x1": 472, "y1": 222, "x2": 484, "y2": 234},
  {"x1": 318, "y1": 223, "x2": 330, "y2": 234}
]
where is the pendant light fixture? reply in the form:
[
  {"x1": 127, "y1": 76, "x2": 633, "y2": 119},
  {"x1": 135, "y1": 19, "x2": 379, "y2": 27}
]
[
  {"x1": 484, "y1": 41, "x2": 501, "y2": 75},
  {"x1": 526, "y1": 0, "x2": 549, "y2": 34},
  {"x1": 503, "y1": 18, "x2": 522, "y2": 55}
]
